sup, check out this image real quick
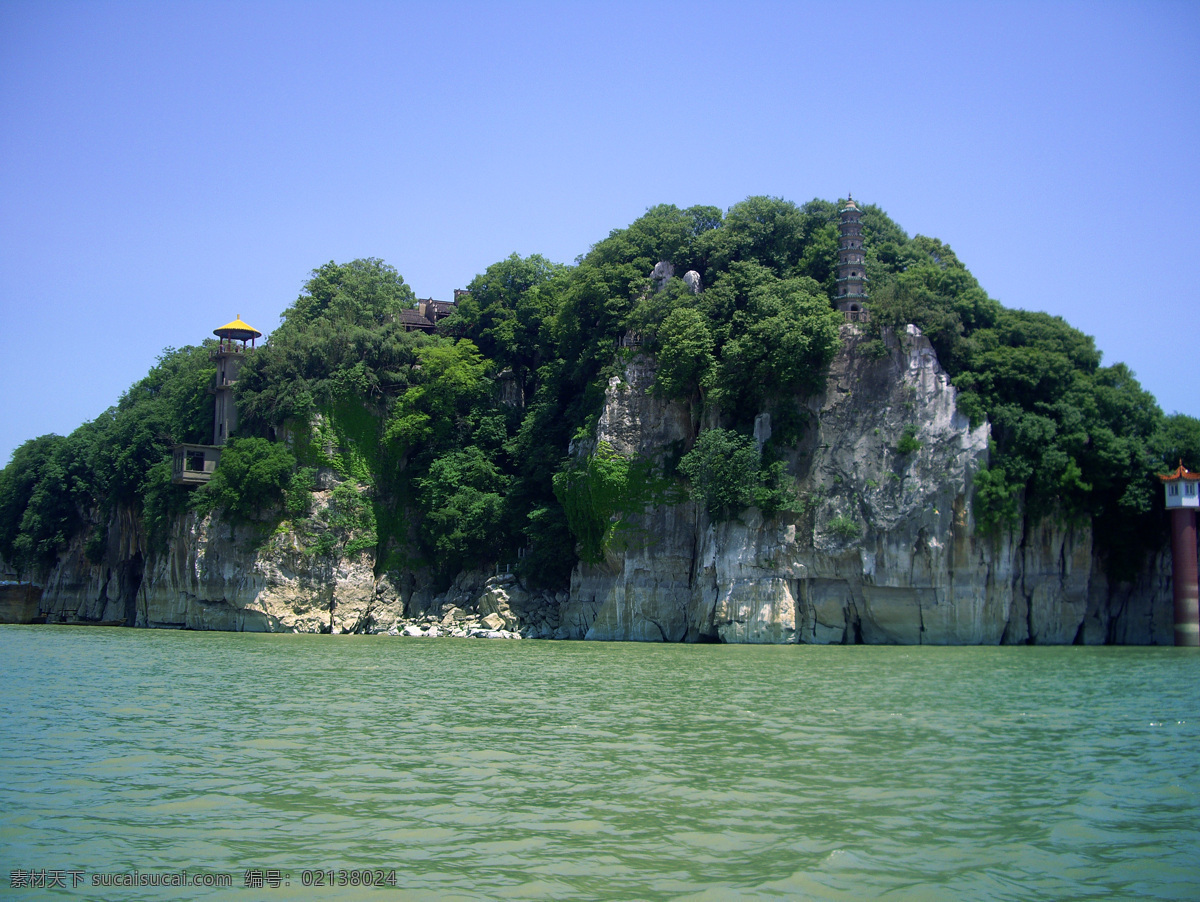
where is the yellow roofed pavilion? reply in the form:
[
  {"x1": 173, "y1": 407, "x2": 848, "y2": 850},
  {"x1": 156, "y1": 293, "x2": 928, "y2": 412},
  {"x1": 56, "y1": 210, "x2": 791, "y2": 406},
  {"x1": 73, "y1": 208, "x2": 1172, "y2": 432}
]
[{"x1": 213, "y1": 315, "x2": 262, "y2": 344}]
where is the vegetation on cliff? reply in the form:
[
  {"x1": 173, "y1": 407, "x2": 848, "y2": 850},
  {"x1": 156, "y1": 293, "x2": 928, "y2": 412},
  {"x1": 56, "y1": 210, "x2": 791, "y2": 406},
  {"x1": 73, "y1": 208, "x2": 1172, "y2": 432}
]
[{"x1": 2, "y1": 198, "x2": 1198, "y2": 585}]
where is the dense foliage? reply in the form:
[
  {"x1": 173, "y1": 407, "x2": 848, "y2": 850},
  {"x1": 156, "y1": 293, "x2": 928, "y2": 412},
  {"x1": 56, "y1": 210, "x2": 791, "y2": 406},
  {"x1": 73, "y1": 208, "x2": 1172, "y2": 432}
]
[
  {"x1": 858, "y1": 221, "x2": 1192, "y2": 574},
  {"x1": 0, "y1": 344, "x2": 215, "y2": 575},
  {"x1": 2, "y1": 197, "x2": 1198, "y2": 587}
]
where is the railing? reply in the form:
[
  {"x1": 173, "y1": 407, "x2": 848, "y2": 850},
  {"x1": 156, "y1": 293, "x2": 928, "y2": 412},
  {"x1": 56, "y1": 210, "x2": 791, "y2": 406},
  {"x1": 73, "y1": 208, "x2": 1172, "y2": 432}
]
[{"x1": 210, "y1": 344, "x2": 252, "y2": 359}]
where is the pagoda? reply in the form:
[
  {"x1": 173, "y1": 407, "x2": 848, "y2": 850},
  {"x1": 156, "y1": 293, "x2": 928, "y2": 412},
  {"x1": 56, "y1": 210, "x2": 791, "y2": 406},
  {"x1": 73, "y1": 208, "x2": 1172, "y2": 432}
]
[
  {"x1": 836, "y1": 196, "x2": 869, "y2": 322},
  {"x1": 1159, "y1": 462, "x2": 1200, "y2": 646},
  {"x1": 170, "y1": 315, "x2": 262, "y2": 485}
]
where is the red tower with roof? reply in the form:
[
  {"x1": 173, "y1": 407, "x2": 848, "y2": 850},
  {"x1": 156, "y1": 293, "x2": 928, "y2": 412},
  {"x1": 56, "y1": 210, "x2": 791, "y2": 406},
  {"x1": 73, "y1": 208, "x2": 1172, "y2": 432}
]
[{"x1": 1158, "y1": 462, "x2": 1200, "y2": 646}]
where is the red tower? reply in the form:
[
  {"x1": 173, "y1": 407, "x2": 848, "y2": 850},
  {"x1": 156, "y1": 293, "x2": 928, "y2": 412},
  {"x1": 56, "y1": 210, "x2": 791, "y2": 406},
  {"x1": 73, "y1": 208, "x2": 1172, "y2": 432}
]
[{"x1": 1158, "y1": 462, "x2": 1200, "y2": 646}]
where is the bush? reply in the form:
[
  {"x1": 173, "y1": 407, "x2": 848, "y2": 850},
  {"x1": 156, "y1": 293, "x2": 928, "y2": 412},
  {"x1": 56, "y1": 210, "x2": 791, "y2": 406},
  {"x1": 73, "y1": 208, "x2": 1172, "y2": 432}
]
[
  {"x1": 974, "y1": 465, "x2": 1021, "y2": 534},
  {"x1": 828, "y1": 515, "x2": 861, "y2": 540},
  {"x1": 326, "y1": 479, "x2": 378, "y2": 558},
  {"x1": 285, "y1": 467, "x2": 317, "y2": 518},
  {"x1": 196, "y1": 437, "x2": 296, "y2": 521},
  {"x1": 553, "y1": 442, "x2": 631, "y2": 564},
  {"x1": 678, "y1": 429, "x2": 761, "y2": 520},
  {"x1": 896, "y1": 425, "x2": 922, "y2": 455},
  {"x1": 860, "y1": 338, "x2": 889, "y2": 360}
]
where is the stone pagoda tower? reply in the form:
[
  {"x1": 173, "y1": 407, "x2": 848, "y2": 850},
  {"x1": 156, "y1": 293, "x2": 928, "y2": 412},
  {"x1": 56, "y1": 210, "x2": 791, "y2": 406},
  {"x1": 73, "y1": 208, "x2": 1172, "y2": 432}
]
[
  {"x1": 836, "y1": 196, "x2": 869, "y2": 322},
  {"x1": 1159, "y1": 461, "x2": 1200, "y2": 646}
]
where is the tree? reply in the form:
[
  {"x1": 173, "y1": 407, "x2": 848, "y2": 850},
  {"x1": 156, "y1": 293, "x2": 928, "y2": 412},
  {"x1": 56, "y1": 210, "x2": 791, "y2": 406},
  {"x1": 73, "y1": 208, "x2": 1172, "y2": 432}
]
[
  {"x1": 283, "y1": 258, "x2": 415, "y2": 329},
  {"x1": 714, "y1": 276, "x2": 842, "y2": 415},
  {"x1": 3, "y1": 198, "x2": 1189, "y2": 597},
  {"x1": 677, "y1": 429, "x2": 761, "y2": 520},
  {"x1": 197, "y1": 437, "x2": 296, "y2": 521},
  {"x1": 654, "y1": 307, "x2": 715, "y2": 429},
  {"x1": 1156, "y1": 414, "x2": 1200, "y2": 471},
  {"x1": 441, "y1": 253, "x2": 565, "y2": 394},
  {"x1": 238, "y1": 259, "x2": 428, "y2": 432},
  {"x1": 416, "y1": 447, "x2": 508, "y2": 577},
  {"x1": 697, "y1": 196, "x2": 807, "y2": 274},
  {"x1": 383, "y1": 340, "x2": 490, "y2": 460},
  {"x1": 0, "y1": 435, "x2": 75, "y2": 576}
]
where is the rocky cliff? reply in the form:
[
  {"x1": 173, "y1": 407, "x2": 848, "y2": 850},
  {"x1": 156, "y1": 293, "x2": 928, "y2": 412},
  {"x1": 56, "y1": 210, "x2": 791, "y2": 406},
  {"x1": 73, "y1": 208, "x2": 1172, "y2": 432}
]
[
  {"x1": 567, "y1": 325, "x2": 1174, "y2": 644},
  {"x1": 35, "y1": 497, "x2": 398, "y2": 632},
  {"x1": 30, "y1": 486, "x2": 564, "y2": 638},
  {"x1": 20, "y1": 324, "x2": 1174, "y2": 643}
]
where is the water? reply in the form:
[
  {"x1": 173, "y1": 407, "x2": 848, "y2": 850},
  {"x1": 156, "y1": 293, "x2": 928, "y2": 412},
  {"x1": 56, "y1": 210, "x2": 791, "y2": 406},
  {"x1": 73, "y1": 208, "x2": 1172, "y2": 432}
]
[{"x1": 1, "y1": 627, "x2": 1198, "y2": 900}]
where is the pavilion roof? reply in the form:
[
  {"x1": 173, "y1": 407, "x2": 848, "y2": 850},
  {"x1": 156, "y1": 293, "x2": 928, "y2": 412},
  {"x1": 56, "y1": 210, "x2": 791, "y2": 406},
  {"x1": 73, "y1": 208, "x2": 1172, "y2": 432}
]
[
  {"x1": 214, "y1": 315, "x2": 262, "y2": 341},
  {"x1": 1159, "y1": 461, "x2": 1200, "y2": 482}
]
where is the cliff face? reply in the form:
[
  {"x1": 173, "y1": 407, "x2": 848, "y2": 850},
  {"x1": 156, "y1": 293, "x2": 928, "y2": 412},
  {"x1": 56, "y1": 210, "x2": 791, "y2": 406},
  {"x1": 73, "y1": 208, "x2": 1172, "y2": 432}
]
[
  {"x1": 135, "y1": 509, "x2": 402, "y2": 633},
  {"x1": 34, "y1": 488, "x2": 403, "y2": 633},
  {"x1": 568, "y1": 326, "x2": 1174, "y2": 644},
  {"x1": 33, "y1": 491, "x2": 562, "y2": 637},
  {"x1": 24, "y1": 325, "x2": 1174, "y2": 643}
]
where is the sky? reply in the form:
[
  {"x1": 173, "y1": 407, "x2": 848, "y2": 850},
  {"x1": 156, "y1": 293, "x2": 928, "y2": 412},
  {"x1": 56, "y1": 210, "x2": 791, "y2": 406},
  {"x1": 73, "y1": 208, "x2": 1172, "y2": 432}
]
[{"x1": 1, "y1": 0, "x2": 1198, "y2": 466}]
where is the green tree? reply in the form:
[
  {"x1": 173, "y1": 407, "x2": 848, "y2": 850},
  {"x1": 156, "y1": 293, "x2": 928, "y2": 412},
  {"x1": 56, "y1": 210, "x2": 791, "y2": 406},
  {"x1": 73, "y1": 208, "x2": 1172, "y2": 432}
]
[
  {"x1": 697, "y1": 196, "x2": 807, "y2": 274},
  {"x1": 196, "y1": 437, "x2": 296, "y2": 521},
  {"x1": 383, "y1": 340, "x2": 490, "y2": 460},
  {"x1": 89, "y1": 345, "x2": 217, "y2": 505},
  {"x1": 237, "y1": 258, "x2": 426, "y2": 433},
  {"x1": 1156, "y1": 414, "x2": 1200, "y2": 471},
  {"x1": 714, "y1": 276, "x2": 842, "y2": 415},
  {"x1": 284, "y1": 257, "x2": 415, "y2": 329},
  {"x1": 441, "y1": 253, "x2": 566, "y2": 392},
  {"x1": 416, "y1": 447, "x2": 507, "y2": 577},
  {"x1": 654, "y1": 306, "x2": 715, "y2": 431},
  {"x1": 0, "y1": 435, "x2": 76, "y2": 576},
  {"x1": 677, "y1": 429, "x2": 761, "y2": 520}
]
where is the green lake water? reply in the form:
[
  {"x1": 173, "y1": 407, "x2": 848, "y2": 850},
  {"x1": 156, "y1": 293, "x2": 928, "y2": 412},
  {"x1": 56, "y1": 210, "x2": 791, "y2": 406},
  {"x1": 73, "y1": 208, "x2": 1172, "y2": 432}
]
[{"x1": 1, "y1": 626, "x2": 1198, "y2": 900}]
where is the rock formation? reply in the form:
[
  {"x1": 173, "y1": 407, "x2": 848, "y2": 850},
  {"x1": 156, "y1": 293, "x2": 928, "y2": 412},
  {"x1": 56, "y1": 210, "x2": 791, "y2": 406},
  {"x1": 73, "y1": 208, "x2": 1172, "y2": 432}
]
[
  {"x1": 651, "y1": 261, "x2": 674, "y2": 292},
  {"x1": 567, "y1": 325, "x2": 1173, "y2": 644},
  {"x1": 16, "y1": 324, "x2": 1174, "y2": 643}
]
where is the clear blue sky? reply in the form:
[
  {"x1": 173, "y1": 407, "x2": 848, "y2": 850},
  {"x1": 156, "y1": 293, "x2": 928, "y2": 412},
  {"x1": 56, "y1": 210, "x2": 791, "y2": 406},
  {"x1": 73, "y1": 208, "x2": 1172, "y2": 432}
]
[{"x1": 2, "y1": 0, "x2": 1197, "y2": 466}]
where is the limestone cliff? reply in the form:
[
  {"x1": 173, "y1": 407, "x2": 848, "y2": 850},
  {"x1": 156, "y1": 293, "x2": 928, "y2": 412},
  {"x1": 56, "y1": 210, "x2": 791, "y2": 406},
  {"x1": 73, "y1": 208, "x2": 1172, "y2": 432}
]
[
  {"x1": 35, "y1": 489, "x2": 404, "y2": 633},
  {"x1": 568, "y1": 325, "x2": 1174, "y2": 644},
  {"x1": 21, "y1": 325, "x2": 1174, "y2": 643},
  {"x1": 31, "y1": 486, "x2": 562, "y2": 637}
]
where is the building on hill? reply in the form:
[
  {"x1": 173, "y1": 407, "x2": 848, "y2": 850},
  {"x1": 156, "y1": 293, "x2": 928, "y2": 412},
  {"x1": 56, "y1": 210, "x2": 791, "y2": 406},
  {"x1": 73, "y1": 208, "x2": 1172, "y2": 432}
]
[
  {"x1": 400, "y1": 297, "x2": 458, "y2": 333},
  {"x1": 836, "y1": 196, "x2": 869, "y2": 322},
  {"x1": 170, "y1": 315, "x2": 261, "y2": 486}
]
